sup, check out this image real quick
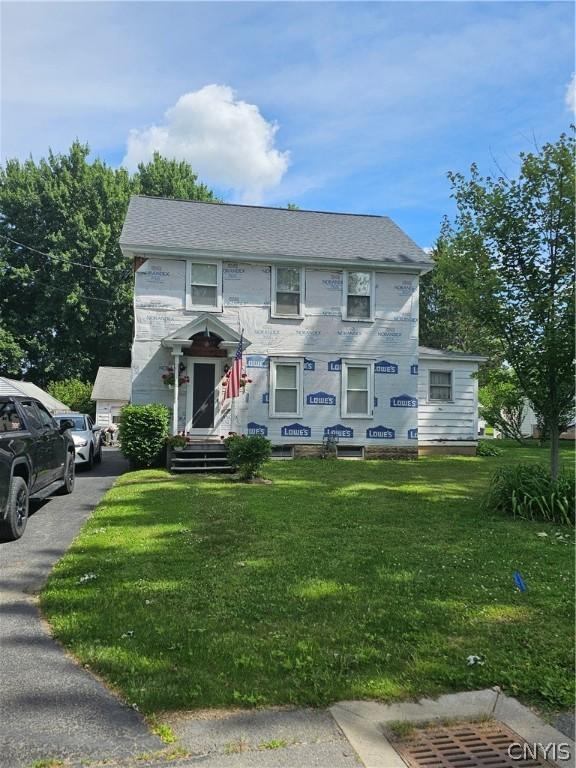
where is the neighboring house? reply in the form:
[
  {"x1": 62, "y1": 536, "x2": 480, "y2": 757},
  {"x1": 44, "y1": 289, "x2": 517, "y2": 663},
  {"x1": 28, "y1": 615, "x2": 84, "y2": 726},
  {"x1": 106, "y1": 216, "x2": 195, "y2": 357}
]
[
  {"x1": 119, "y1": 195, "x2": 485, "y2": 457},
  {"x1": 0, "y1": 377, "x2": 70, "y2": 414},
  {"x1": 91, "y1": 367, "x2": 131, "y2": 427}
]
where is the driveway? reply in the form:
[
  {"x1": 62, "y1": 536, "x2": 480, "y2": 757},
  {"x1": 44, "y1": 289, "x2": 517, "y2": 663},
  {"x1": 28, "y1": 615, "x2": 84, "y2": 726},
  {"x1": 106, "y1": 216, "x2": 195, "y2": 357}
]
[{"x1": 0, "y1": 449, "x2": 163, "y2": 768}]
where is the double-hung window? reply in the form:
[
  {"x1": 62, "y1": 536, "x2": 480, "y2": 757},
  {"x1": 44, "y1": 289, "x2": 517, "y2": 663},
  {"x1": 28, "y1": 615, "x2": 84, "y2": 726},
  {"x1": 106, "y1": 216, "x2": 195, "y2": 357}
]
[
  {"x1": 429, "y1": 370, "x2": 452, "y2": 401},
  {"x1": 186, "y1": 262, "x2": 222, "y2": 311},
  {"x1": 343, "y1": 271, "x2": 373, "y2": 320},
  {"x1": 270, "y1": 358, "x2": 303, "y2": 417},
  {"x1": 272, "y1": 266, "x2": 304, "y2": 317},
  {"x1": 342, "y1": 361, "x2": 373, "y2": 418}
]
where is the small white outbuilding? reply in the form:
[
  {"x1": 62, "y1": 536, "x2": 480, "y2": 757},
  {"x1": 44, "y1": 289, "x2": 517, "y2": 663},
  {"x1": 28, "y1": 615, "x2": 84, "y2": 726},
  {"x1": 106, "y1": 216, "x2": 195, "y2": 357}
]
[{"x1": 91, "y1": 367, "x2": 131, "y2": 428}]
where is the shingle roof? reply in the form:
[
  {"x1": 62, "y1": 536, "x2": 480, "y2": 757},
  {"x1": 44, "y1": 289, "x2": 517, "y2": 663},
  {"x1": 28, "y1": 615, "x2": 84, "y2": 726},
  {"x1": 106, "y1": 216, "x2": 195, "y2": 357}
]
[
  {"x1": 91, "y1": 367, "x2": 131, "y2": 401},
  {"x1": 418, "y1": 346, "x2": 488, "y2": 362},
  {"x1": 0, "y1": 378, "x2": 71, "y2": 413},
  {"x1": 120, "y1": 196, "x2": 433, "y2": 269}
]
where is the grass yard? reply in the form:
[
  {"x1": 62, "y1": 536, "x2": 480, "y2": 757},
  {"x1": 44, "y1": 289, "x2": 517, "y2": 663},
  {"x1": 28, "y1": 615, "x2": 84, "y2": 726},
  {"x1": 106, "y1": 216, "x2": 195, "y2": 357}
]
[{"x1": 41, "y1": 442, "x2": 575, "y2": 714}]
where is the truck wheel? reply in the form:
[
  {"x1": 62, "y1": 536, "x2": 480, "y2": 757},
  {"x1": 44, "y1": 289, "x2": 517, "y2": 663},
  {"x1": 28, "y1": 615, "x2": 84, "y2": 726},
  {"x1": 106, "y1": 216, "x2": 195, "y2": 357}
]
[
  {"x1": 0, "y1": 476, "x2": 29, "y2": 542},
  {"x1": 56, "y1": 453, "x2": 75, "y2": 495}
]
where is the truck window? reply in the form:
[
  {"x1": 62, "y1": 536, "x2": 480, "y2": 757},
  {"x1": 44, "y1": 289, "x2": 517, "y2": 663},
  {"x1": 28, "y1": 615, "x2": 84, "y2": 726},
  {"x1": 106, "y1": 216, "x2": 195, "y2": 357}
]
[
  {"x1": 34, "y1": 402, "x2": 57, "y2": 429},
  {"x1": 0, "y1": 402, "x2": 24, "y2": 432},
  {"x1": 19, "y1": 401, "x2": 43, "y2": 430}
]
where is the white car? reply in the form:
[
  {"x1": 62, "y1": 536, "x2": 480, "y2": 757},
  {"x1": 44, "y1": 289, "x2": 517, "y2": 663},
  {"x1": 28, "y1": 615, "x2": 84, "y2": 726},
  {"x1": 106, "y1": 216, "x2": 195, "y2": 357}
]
[{"x1": 53, "y1": 413, "x2": 103, "y2": 469}]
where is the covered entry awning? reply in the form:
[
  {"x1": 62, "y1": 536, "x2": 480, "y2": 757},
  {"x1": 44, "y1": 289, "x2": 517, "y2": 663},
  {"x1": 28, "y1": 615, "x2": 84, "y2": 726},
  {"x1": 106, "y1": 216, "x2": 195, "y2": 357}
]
[{"x1": 161, "y1": 314, "x2": 251, "y2": 434}]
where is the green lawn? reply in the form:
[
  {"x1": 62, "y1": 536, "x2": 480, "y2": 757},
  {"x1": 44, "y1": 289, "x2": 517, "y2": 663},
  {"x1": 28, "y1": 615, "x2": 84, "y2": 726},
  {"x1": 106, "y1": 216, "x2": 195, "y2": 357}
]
[{"x1": 41, "y1": 442, "x2": 575, "y2": 714}]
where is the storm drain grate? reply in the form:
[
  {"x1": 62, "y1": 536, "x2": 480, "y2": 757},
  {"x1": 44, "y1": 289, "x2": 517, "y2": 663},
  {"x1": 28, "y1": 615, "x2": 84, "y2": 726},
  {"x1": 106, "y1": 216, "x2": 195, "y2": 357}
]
[{"x1": 392, "y1": 721, "x2": 554, "y2": 767}]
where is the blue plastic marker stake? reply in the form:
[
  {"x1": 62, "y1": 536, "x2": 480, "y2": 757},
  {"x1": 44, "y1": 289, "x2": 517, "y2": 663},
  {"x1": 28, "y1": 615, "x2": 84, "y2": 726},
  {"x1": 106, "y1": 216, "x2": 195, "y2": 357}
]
[{"x1": 513, "y1": 571, "x2": 527, "y2": 592}]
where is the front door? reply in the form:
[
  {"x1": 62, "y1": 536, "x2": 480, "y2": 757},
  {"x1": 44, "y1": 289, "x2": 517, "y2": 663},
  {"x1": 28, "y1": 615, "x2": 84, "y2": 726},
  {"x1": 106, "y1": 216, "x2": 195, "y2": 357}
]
[{"x1": 186, "y1": 360, "x2": 219, "y2": 434}]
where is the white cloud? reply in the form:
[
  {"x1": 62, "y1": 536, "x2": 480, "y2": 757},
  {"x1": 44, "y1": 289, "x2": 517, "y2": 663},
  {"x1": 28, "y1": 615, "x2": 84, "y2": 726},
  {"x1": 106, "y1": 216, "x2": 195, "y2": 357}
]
[
  {"x1": 122, "y1": 85, "x2": 290, "y2": 203},
  {"x1": 565, "y1": 73, "x2": 576, "y2": 113}
]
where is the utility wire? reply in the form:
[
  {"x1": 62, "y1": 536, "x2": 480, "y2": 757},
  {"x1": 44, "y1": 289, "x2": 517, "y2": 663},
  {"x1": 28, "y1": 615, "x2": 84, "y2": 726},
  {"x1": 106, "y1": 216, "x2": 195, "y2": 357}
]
[
  {"x1": 1, "y1": 261, "x2": 125, "y2": 304},
  {"x1": 0, "y1": 233, "x2": 132, "y2": 275}
]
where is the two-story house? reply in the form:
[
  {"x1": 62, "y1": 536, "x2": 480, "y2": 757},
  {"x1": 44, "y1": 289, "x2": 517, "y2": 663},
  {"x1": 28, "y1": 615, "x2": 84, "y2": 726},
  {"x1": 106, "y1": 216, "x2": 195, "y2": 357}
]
[{"x1": 119, "y1": 195, "x2": 484, "y2": 458}]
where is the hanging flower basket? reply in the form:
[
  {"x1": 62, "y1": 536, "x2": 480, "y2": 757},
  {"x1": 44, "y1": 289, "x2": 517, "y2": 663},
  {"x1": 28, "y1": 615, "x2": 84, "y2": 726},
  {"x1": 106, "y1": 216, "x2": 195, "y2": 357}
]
[{"x1": 162, "y1": 363, "x2": 189, "y2": 387}]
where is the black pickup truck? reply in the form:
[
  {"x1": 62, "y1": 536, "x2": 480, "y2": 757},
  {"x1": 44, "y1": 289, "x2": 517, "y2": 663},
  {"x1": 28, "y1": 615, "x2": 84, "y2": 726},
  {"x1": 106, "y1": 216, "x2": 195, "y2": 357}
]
[{"x1": 0, "y1": 396, "x2": 76, "y2": 542}]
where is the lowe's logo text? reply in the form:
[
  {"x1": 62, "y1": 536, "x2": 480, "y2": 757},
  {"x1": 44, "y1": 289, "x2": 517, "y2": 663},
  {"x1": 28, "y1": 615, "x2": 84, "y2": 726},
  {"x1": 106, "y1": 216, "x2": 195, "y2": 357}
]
[
  {"x1": 408, "y1": 428, "x2": 418, "y2": 439},
  {"x1": 281, "y1": 423, "x2": 311, "y2": 437},
  {"x1": 328, "y1": 359, "x2": 342, "y2": 371},
  {"x1": 324, "y1": 424, "x2": 354, "y2": 439},
  {"x1": 247, "y1": 422, "x2": 268, "y2": 436},
  {"x1": 304, "y1": 358, "x2": 316, "y2": 371},
  {"x1": 390, "y1": 394, "x2": 418, "y2": 408},
  {"x1": 307, "y1": 391, "x2": 336, "y2": 406},
  {"x1": 375, "y1": 360, "x2": 398, "y2": 374},
  {"x1": 246, "y1": 355, "x2": 268, "y2": 368},
  {"x1": 367, "y1": 426, "x2": 395, "y2": 439}
]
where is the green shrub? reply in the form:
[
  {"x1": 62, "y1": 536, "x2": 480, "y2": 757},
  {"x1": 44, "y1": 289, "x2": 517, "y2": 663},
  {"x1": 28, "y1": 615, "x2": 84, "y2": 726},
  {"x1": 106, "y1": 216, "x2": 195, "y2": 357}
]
[
  {"x1": 476, "y1": 440, "x2": 503, "y2": 456},
  {"x1": 484, "y1": 463, "x2": 574, "y2": 526},
  {"x1": 224, "y1": 433, "x2": 272, "y2": 480},
  {"x1": 166, "y1": 434, "x2": 188, "y2": 449},
  {"x1": 119, "y1": 404, "x2": 170, "y2": 468}
]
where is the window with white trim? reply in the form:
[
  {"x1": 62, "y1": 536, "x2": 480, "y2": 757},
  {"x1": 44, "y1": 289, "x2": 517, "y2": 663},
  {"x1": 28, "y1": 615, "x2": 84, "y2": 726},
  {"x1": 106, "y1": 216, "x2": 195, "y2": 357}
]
[
  {"x1": 342, "y1": 361, "x2": 373, "y2": 417},
  {"x1": 343, "y1": 271, "x2": 373, "y2": 320},
  {"x1": 429, "y1": 370, "x2": 453, "y2": 401},
  {"x1": 186, "y1": 262, "x2": 222, "y2": 311},
  {"x1": 270, "y1": 359, "x2": 303, "y2": 417},
  {"x1": 272, "y1": 266, "x2": 304, "y2": 317}
]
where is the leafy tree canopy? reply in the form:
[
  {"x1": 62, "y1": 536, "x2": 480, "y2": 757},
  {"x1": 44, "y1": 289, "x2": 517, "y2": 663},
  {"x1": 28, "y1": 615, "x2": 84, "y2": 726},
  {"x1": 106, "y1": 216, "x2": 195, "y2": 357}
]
[
  {"x1": 479, "y1": 367, "x2": 527, "y2": 444},
  {"x1": 47, "y1": 378, "x2": 95, "y2": 416},
  {"x1": 0, "y1": 142, "x2": 216, "y2": 386},
  {"x1": 445, "y1": 131, "x2": 575, "y2": 477}
]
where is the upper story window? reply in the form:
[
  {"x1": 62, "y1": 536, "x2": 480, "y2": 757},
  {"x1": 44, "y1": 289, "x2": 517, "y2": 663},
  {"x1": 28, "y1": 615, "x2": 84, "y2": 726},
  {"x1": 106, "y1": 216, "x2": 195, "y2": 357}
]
[
  {"x1": 343, "y1": 271, "x2": 374, "y2": 320},
  {"x1": 186, "y1": 262, "x2": 222, "y2": 311},
  {"x1": 429, "y1": 370, "x2": 453, "y2": 401},
  {"x1": 271, "y1": 266, "x2": 304, "y2": 317},
  {"x1": 269, "y1": 358, "x2": 303, "y2": 417},
  {"x1": 342, "y1": 361, "x2": 373, "y2": 418}
]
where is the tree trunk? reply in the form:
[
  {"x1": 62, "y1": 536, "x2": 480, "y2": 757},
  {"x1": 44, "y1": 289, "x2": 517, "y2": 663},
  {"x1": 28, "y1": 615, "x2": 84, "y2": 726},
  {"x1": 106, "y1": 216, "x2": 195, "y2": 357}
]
[{"x1": 550, "y1": 418, "x2": 560, "y2": 481}]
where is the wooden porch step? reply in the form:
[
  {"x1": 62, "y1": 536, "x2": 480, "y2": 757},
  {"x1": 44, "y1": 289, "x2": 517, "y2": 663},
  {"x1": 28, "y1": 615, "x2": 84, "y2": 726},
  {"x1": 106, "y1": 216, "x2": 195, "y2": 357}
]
[
  {"x1": 172, "y1": 456, "x2": 229, "y2": 463},
  {"x1": 171, "y1": 465, "x2": 234, "y2": 473}
]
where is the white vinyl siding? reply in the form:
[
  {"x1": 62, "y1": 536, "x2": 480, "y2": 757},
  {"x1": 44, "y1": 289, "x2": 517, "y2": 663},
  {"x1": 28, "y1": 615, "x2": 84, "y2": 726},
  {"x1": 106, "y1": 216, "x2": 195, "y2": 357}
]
[
  {"x1": 343, "y1": 271, "x2": 374, "y2": 321},
  {"x1": 429, "y1": 370, "x2": 453, "y2": 401},
  {"x1": 269, "y1": 358, "x2": 304, "y2": 418},
  {"x1": 271, "y1": 266, "x2": 304, "y2": 317},
  {"x1": 186, "y1": 261, "x2": 222, "y2": 311},
  {"x1": 418, "y1": 360, "x2": 479, "y2": 444},
  {"x1": 341, "y1": 360, "x2": 373, "y2": 418}
]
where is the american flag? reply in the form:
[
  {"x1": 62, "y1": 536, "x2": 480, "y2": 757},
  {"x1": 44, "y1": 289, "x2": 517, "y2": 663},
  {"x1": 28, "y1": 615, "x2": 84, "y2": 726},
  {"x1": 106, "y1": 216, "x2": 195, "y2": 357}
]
[{"x1": 226, "y1": 333, "x2": 243, "y2": 399}]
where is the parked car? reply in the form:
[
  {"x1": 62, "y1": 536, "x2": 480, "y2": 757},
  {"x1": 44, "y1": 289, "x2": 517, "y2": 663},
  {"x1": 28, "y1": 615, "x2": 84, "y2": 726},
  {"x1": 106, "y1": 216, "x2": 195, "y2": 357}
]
[
  {"x1": 53, "y1": 413, "x2": 103, "y2": 469},
  {"x1": 0, "y1": 396, "x2": 76, "y2": 542}
]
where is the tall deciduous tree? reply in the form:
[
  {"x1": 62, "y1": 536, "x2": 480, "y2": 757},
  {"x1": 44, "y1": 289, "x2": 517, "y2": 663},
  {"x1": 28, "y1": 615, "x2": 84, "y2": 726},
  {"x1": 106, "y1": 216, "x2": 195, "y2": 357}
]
[
  {"x1": 446, "y1": 131, "x2": 575, "y2": 478},
  {"x1": 134, "y1": 152, "x2": 218, "y2": 201},
  {"x1": 419, "y1": 227, "x2": 504, "y2": 384},
  {"x1": 0, "y1": 142, "x2": 216, "y2": 385}
]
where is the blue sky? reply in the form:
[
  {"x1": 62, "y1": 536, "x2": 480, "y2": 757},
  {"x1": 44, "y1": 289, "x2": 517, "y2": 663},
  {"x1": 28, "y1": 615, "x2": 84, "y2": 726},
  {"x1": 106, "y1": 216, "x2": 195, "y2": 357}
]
[{"x1": 1, "y1": 1, "x2": 574, "y2": 247}]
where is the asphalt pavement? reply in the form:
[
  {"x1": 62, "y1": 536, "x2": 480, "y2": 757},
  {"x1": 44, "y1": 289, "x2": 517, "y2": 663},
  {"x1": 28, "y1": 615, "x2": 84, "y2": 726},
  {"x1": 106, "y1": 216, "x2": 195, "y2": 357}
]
[{"x1": 0, "y1": 449, "x2": 163, "y2": 768}]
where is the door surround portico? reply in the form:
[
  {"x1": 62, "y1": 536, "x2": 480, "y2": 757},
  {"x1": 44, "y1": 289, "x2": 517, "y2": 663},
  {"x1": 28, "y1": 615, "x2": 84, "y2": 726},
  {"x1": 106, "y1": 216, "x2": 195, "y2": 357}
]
[{"x1": 161, "y1": 313, "x2": 250, "y2": 435}]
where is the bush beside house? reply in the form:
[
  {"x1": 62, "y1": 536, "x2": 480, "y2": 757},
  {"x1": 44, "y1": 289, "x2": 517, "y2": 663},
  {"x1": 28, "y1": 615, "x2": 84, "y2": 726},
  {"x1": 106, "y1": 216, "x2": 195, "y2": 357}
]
[{"x1": 119, "y1": 404, "x2": 170, "y2": 468}]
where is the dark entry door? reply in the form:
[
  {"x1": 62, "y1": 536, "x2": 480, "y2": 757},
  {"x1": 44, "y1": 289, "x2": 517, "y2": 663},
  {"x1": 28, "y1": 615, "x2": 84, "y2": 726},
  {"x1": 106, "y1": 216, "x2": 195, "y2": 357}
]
[{"x1": 192, "y1": 363, "x2": 216, "y2": 428}]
